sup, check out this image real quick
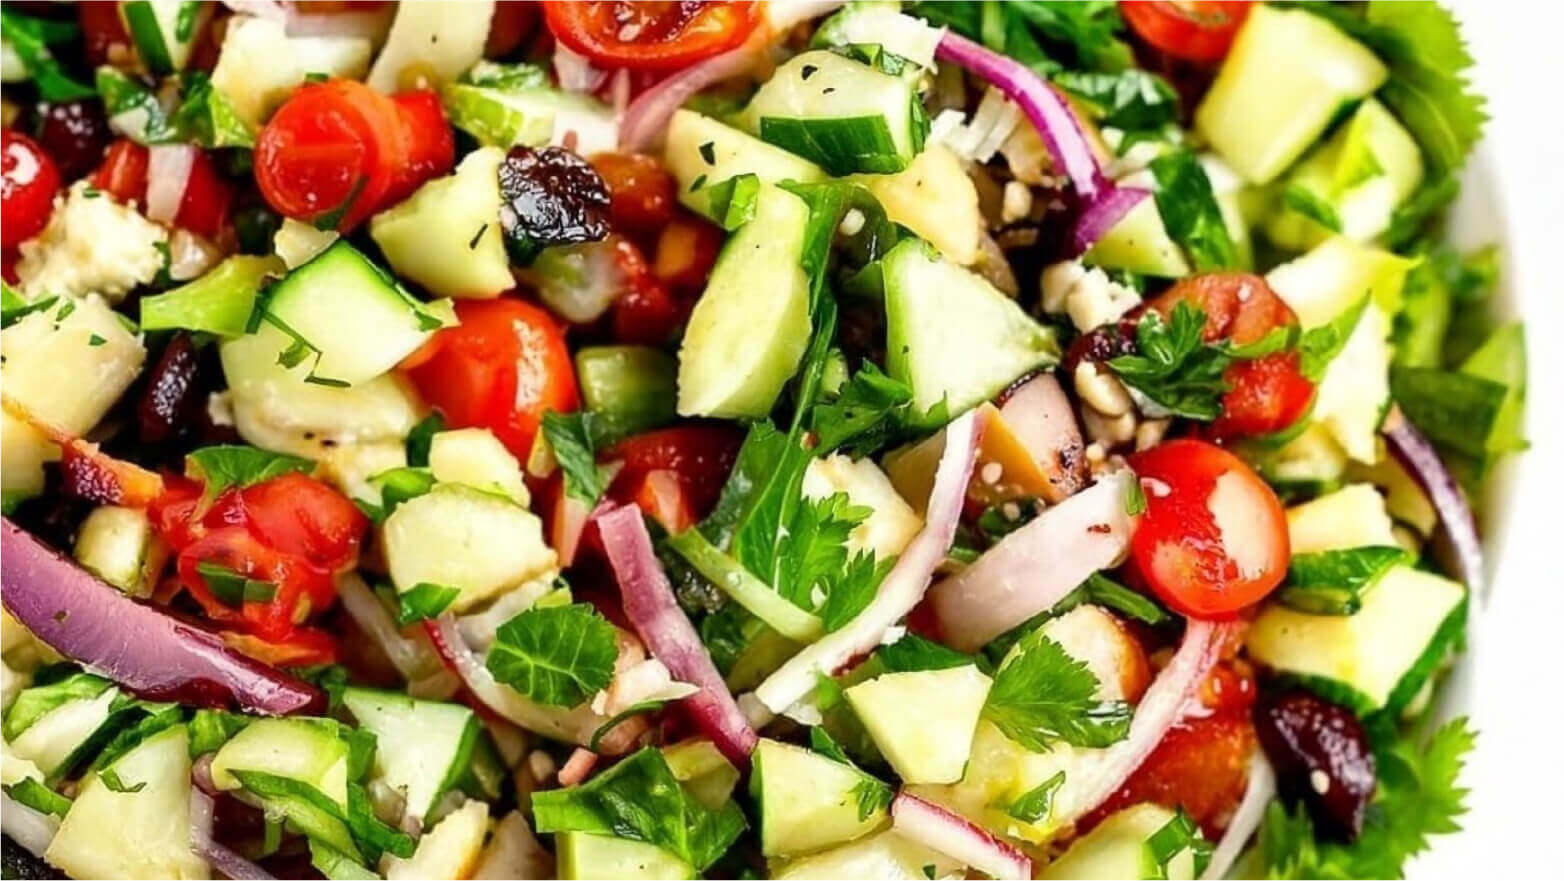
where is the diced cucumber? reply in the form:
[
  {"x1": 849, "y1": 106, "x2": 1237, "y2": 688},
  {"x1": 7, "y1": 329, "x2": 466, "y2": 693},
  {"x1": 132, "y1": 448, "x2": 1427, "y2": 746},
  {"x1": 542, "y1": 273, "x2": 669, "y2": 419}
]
[
  {"x1": 8, "y1": 687, "x2": 117, "y2": 780},
  {"x1": 210, "y1": 16, "x2": 372, "y2": 130},
  {"x1": 1266, "y1": 237, "x2": 1417, "y2": 327},
  {"x1": 557, "y1": 831, "x2": 694, "y2": 881},
  {"x1": 210, "y1": 718, "x2": 351, "y2": 808},
  {"x1": 882, "y1": 239, "x2": 1060, "y2": 415},
  {"x1": 366, "y1": 0, "x2": 492, "y2": 93},
  {"x1": 812, "y1": 3, "x2": 945, "y2": 69},
  {"x1": 1201, "y1": 154, "x2": 1255, "y2": 271},
  {"x1": 1041, "y1": 803, "x2": 1202, "y2": 880},
  {"x1": 120, "y1": 0, "x2": 206, "y2": 74},
  {"x1": 428, "y1": 428, "x2": 529, "y2": 505},
  {"x1": 1345, "y1": 455, "x2": 1437, "y2": 537},
  {"x1": 73, "y1": 505, "x2": 159, "y2": 597},
  {"x1": 772, "y1": 829, "x2": 962, "y2": 880},
  {"x1": 845, "y1": 665, "x2": 992, "y2": 785},
  {"x1": 1083, "y1": 171, "x2": 1192, "y2": 278},
  {"x1": 383, "y1": 484, "x2": 557, "y2": 613},
  {"x1": 444, "y1": 64, "x2": 615, "y2": 151},
  {"x1": 801, "y1": 454, "x2": 923, "y2": 562},
  {"x1": 0, "y1": 296, "x2": 145, "y2": 502},
  {"x1": 261, "y1": 240, "x2": 451, "y2": 386},
  {"x1": 663, "y1": 739, "x2": 740, "y2": 811},
  {"x1": 1266, "y1": 99, "x2": 1425, "y2": 250},
  {"x1": 845, "y1": 144, "x2": 982, "y2": 265},
  {"x1": 1456, "y1": 322, "x2": 1526, "y2": 457},
  {"x1": 370, "y1": 146, "x2": 514, "y2": 299},
  {"x1": 741, "y1": 49, "x2": 927, "y2": 175},
  {"x1": 1286, "y1": 483, "x2": 1397, "y2": 556},
  {"x1": 341, "y1": 688, "x2": 479, "y2": 827},
  {"x1": 140, "y1": 255, "x2": 284, "y2": 338},
  {"x1": 751, "y1": 738, "x2": 888, "y2": 857},
  {"x1": 382, "y1": 798, "x2": 490, "y2": 880},
  {"x1": 677, "y1": 182, "x2": 812, "y2": 418},
  {"x1": 575, "y1": 346, "x2": 678, "y2": 440},
  {"x1": 1195, "y1": 5, "x2": 1387, "y2": 183},
  {"x1": 1247, "y1": 564, "x2": 1466, "y2": 714},
  {"x1": 1246, "y1": 422, "x2": 1348, "y2": 500},
  {"x1": 664, "y1": 110, "x2": 827, "y2": 223},
  {"x1": 1314, "y1": 300, "x2": 1392, "y2": 464},
  {"x1": 45, "y1": 725, "x2": 206, "y2": 880}
]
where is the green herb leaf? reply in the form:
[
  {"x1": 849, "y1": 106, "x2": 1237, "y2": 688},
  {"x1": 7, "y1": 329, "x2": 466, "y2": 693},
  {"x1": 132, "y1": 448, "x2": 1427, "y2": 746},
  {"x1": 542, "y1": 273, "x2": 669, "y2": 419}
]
[
  {"x1": 983, "y1": 629, "x2": 1131, "y2": 751},
  {"x1": 1054, "y1": 69, "x2": 1179, "y2": 134},
  {"x1": 1298, "y1": 295, "x2": 1370, "y2": 380},
  {"x1": 0, "y1": 8, "x2": 94, "y2": 102},
  {"x1": 851, "y1": 776, "x2": 895, "y2": 822},
  {"x1": 99, "y1": 767, "x2": 147, "y2": 793},
  {"x1": 809, "y1": 726, "x2": 853, "y2": 764},
  {"x1": 1281, "y1": 183, "x2": 1344, "y2": 233},
  {"x1": 404, "y1": 413, "x2": 445, "y2": 468},
  {"x1": 1005, "y1": 770, "x2": 1065, "y2": 824},
  {"x1": 1108, "y1": 302, "x2": 1292, "y2": 421},
  {"x1": 813, "y1": 361, "x2": 941, "y2": 458},
  {"x1": 533, "y1": 746, "x2": 747, "y2": 873},
  {"x1": 486, "y1": 603, "x2": 619, "y2": 707},
  {"x1": 541, "y1": 410, "x2": 609, "y2": 505},
  {"x1": 877, "y1": 634, "x2": 979, "y2": 674},
  {"x1": 189, "y1": 709, "x2": 249, "y2": 757},
  {"x1": 1279, "y1": 545, "x2": 1413, "y2": 615},
  {"x1": 194, "y1": 561, "x2": 278, "y2": 608},
  {"x1": 2, "y1": 673, "x2": 114, "y2": 741},
  {"x1": 186, "y1": 445, "x2": 314, "y2": 496},
  {"x1": 4, "y1": 778, "x2": 72, "y2": 817},
  {"x1": 1149, "y1": 149, "x2": 1241, "y2": 272},
  {"x1": 362, "y1": 466, "x2": 437, "y2": 523},
  {"x1": 169, "y1": 70, "x2": 256, "y2": 149},
  {"x1": 394, "y1": 583, "x2": 461, "y2": 626},
  {"x1": 1144, "y1": 808, "x2": 1211, "y2": 879},
  {"x1": 1056, "y1": 572, "x2": 1172, "y2": 626}
]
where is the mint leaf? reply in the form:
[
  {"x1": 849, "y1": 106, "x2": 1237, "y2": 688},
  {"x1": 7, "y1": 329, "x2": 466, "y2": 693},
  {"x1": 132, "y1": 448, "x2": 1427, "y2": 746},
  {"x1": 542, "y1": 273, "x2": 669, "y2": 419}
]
[
  {"x1": 394, "y1": 583, "x2": 461, "y2": 626},
  {"x1": 983, "y1": 629, "x2": 1131, "y2": 751},
  {"x1": 486, "y1": 603, "x2": 618, "y2": 707},
  {"x1": 1279, "y1": 545, "x2": 1413, "y2": 615},
  {"x1": 1150, "y1": 149, "x2": 1240, "y2": 271},
  {"x1": 533, "y1": 746, "x2": 746, "y2": 873},
  {"x1": 186, "y1": 445, "x2": 314, "y2": 497},
  {"x1": 541, "y1": 411, "x2": 609, "y2": 505},
  {"x1": 1006, "y1": 771, "x2": 1065, "y2": 824},
  {"x1": 1298, "y1": 296, "x2": 1370, "y2": 380}
]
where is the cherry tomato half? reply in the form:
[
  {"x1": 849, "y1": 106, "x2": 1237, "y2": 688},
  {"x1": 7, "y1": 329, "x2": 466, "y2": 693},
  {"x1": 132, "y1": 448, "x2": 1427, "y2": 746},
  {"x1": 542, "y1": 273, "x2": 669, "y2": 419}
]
[
  {"x1": 403, "y1": 298, "x2": 580, "y2": 458},
  {"x1": 1083, "y1": 713, "x2": 1257, "y2": 838},
  {"x1": 237, "y1": 471, "x2": 368, "y2": 571},
  {"x1": 1119, "y1": 1, "x2": 1254, "y2": 64},
  {"x1": 1128, "y1": 438, "x2": 1288, "y2": 618},
  {"x1": 544, "y1": 1, "x2": 763, "y2": 71},
  {"x1": 606, "y1": 424, "x2": 742, "y2": 516},
  {"x1": 2, "y1": 130, "x2": 61, "y2": 249}
]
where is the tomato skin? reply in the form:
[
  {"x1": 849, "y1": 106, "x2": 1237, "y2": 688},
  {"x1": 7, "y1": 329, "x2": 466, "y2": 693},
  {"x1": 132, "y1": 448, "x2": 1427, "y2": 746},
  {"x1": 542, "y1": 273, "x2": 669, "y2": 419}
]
[
  {"x1": 1128, "y1": 439, "x2": 1288, "y2": 618},
  {"x1": 1120, "y1": 1, "x2": 1254, "y2": 64},
  {"x1": 254, "y1": 80, "x2": 399, "y2": 231},
  {"x1": 628, "y1": 469, "x2": 697, "y2": 534},
  {"x1": 237, "y1": 472, "x2": 368, "y2": 570},
  {"x1": 606, "y1": 424, "x2": 742, "y2": 516},
  {"x1": 386, "y1": 90, "x2": 456, "y2": 203},
  {"x1": 544, "y1": 1, "x2": 763, "y2": 71},
  {"x1": 1083, "y1": 712, "x2": 1257, "y2": 838},
  {"x1": 176, "y1": 527, "x2": 329, "y2": 641},
  {"x1": 653, "y1": 213, "x2": 724, "y2": 293},
  {"x1": 486, "y1": 0, "x2": 542, "y2": 57},
  {"x1": 1211, "y1": 351, "x2": 1317, "y2": 439},
  {"x1": 2, "y1": 130, "x2": 62, "y2": 248},
  {"x1": 404, "y1": 298, "x2": 580, "y2": 458},
  {"x1": 591, "y1": 152, "x2": 676, "y2": 234},
  {"x1": 609, "y1": 237, "x2": 684, "y2": 345},
  {"x1": 90, "y1": 139, "x2": 149, "y2": 202},
  {"x1": 79, "y1": 0, "x2": 132, "y2": 67},
  {"x1": 173, "y1": 149, "x2": 235, "y2": 239}
]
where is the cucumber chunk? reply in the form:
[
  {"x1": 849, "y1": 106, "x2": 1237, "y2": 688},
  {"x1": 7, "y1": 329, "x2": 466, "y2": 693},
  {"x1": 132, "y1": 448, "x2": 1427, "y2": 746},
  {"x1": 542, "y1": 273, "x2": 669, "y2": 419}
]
[
  {"x1": 846, "y1": 144, "x2": 982, "y2": 265},
  {"x1": 1083, "y1": 171, "x2": 1192, "y2": 278},
  {"x1": 845, "y1": 665, "x2": 992, "y2": 784},
  {"x1": 445, "y1": 65, "x2": 615, "y2": 152},
  {"x1": 139, "y1": 254, "x2": 283, "y2": 338},
  {"x1": 741, "y1": 50, "x2": 926, "y2": 175},
  {"x1": 73, "y1": 505, "x2": 159, "y2": 597},
  {"x1": 1286, "y1": 483, "x2": 1398, "y2": 554},
  {"x1": 370, "y1": 146, "x2": 514, "y2": 299},
  {"x1": 1041, "y1": 803, "x2": 1201, "y2": 880},
  {"x1": 210, "y1": 16, "x2": 372, "y2": 131},
  {"x1": 557, "y1": 831, "x2": 694, "y2": 880},
  {"x1": 366, "y1": 0, "x2": 492, "y2": 93},
  {"x1": 45, "y1": 726, "x2": 206, "y2": 880},
  {"x1": 341, "y1": 688, "x2": 480, "y2": 827},
  {"x1": 677, "y1": 182, "x2": 812, "y2": 418},
  {"x1": 210, "y1": 717, "x2": 351, "y2": 807},
  {"x1": 8, "y1": 687, "x2": 117, "y2": 780},
  {"x1": 428, "y1": 428, "x2": 530, "y2": 505},
  {"x1": 751, "y1": 738, "x2": 888, "y2": 857},
  {"x1": 772, "y1": 829, "x2": 962, "y2": 880},
  {"x1": 882, "y1": 239, "x2": 1060, "y2": 415},
  {"x1": 121, "y1": 0, "x2": 206, "y2": 75},
  {"x1": 383, "y1": 484, "x2": 557, "y2": 613},
  {"x1": 575, "y1": 345, "x2": 678, "y2": 439},
  {"x1": 664, "y1": 110, "x2": 827, "y2": 223},
  {"x1": 1196, "y1": 5, "x2": 1387, "y2": 184},
  {"x1": 1247, "y1": 564, "x2": 1465, "y2": 714},
  {"x1": 261, "y1": 240, "x2": 451, "y2": 386}
]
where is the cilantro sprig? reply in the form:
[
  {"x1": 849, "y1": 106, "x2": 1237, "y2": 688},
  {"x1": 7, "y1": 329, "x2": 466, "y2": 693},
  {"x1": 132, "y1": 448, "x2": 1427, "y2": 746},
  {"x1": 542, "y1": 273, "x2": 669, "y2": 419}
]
[
  {"x1": 1107, "y1": 302, "x2": 1295, "y2": 421},
  {"x1": 982, "y1": 628, "x2": 1132, "y2": 752}
]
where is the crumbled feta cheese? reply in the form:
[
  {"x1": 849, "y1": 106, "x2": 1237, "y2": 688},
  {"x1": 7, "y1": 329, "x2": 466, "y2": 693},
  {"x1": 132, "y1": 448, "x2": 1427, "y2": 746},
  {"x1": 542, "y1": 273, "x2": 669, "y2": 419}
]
[
  {"x1": 1001, "y1": 180, "x2": 1033, "y2": 224},
  {"x1": 1066, "y1": 267, "x2": 1141, "y2": 333},
  {"x1": 16, "y1": 181, "x2": 167, "y2": 303}
]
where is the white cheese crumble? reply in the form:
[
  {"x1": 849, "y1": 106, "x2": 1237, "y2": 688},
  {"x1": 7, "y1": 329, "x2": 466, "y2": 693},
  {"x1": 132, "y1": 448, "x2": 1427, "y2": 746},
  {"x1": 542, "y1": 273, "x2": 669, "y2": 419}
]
[
  {"x1": 16, "y1": 181, "x2": 167, "y2": 303},
  {"x1": 1039, "y1": 259, "x2": 1142, "y2": 333}
]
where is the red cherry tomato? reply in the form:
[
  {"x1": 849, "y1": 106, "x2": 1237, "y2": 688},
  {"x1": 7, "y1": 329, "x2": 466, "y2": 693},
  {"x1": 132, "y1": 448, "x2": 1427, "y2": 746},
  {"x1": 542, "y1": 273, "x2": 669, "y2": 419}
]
[
  {"x1": 386, "y1": 90, "x2": 456, "y2": 204},
  {"x1": 172, "y1": 149, "x2": 235, "y2": 239},
  {"x1": 609, "y1": 237, "x2": 684, "y2": 345},
  {"x1": 653, "y1": 213, "x2": 724, "y2": 293},
  {"x1": 628, "y1": 469, "x2": 697, "y2": 534},
  {"x1": 1128, "y1": 439, "x2": 1288, "y2": 618},
  {"x1": 176, "y1": 526, "x2": 332, "y2": 642},
  {"x1": 486, "y1": 0, "x2": 542, "y2": 57},
  {"x1": 1119, "y1": 1, "x2": 1254, "y2": 64},
  {"x1": 1146, "y1": 273, "x2": 1315, "y2": 440},
  {"x1": 78, "y1": 0, "x2": 133, "y2": 68},
  {"x1": 1082, "y1": 713, "x2": 1257, "y2": 838},
  {"x1": 403, "y1": 298, "x2": 580, "y2": 458},
  {"x1": 544, "y1": 1, "x2": 763, "y2": 71},
  {"x1": 605, "y1": 424, "x2": 742, "y2": 517},
  {"x1": 590, "y1": 152, "x2": 676, "y2": 235},
  {"x1": 89, "y1": 138, "x2": 149, "y2": 203},
  {"x1": 2, "y1": 130, "x2": 62, "y2": 248},
  {"x1": 237, "y1": 472, "x2": 368, "y2": 570}
]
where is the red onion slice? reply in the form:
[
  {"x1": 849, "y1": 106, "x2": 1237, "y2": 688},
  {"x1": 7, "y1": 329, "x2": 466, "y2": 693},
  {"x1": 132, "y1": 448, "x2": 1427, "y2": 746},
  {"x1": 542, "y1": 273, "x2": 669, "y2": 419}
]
[
  {"x1": 145, "y1": 144, "x2": 197, "y2": 224},
  {"x1": 597, "y1": 503, "x2": 759, "y2": 767},
  {"x1": 1, "y1": 791, "x2": 58, "y2": 860},
  {"x1": 891, "y1": 792, "x2": 1031, "y2": 881},
  {"x1": 929, "y1": 470, "x2": 1138, "y2": 652},
  {"x1": 424, "y1": 615, "x2": 644, "y2": 754},
  {"x1": 1069, "y1": 185, "x2": 1152, "y2": 256},
  {"x1": 1, "y1": 519, "x2": 324, "y2": 715},
  {"x1": 190, "y1": 787, "x2": 275, "y2": 880},
  {"x1": 1382, "y1": 408, "x2": 1485, "y2": 593},
  {"x1": 554, "y1": 44, "x2": 608, "y2": 94},
  {"x1": 620, "y1": 42, "x2": 762, "y2": 151},
  {"x1": 1202, "y1": 751, "x2": 1276, "y2": 880},
  {"x1": 1063, "y1": 619, "x2": 1238, "y2": 824},
  {"x1": 751, "y1": 408, "x2": 985, "y2": 715}
]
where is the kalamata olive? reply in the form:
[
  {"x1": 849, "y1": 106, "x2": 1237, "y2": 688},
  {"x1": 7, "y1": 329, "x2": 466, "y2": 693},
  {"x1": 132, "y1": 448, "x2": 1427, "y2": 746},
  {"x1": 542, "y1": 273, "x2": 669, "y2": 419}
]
[
  {"x1": 33, "y1": 99, "x2": 111, "y2": 181},
  {"x1": 1255, "y1": 690, "x2": 1377, "y2": 840},
  {"x1": 138, "y1": 332, "x2": 205, "y2": 445},
  {"x1": 498, "y1": 145, "x2": 611, "y2": 265},
  {"x1": 1061, "y1": 318, "x2": 1140, "y2": 374}
]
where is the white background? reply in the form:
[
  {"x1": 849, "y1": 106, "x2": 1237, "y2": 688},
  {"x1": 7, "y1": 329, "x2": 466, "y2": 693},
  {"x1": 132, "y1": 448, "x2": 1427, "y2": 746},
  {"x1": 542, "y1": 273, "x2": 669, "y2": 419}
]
[{"x1": 1415, "y1": 2, "x2": 1564, "y2": 876}]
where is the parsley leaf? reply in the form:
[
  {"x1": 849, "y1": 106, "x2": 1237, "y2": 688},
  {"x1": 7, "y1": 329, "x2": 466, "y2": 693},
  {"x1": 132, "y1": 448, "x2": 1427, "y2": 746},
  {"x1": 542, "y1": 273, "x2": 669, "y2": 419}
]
[
  {"x1": 1108, "y1": 302, "x2": 1295, "y2": 420},
  {"x1": 877, "y1": 633, "x2": 979, "y2": 674},
  {"x1": 486, "y1": 603, "x2": 618, "y2": 707},
  {"x1": 533, "y1": 747, "x2": 747, "y2": 873},
  {"x1": 1006, "y1": 771, "x2": 1066, "y2": 824},
  {"x1": 817, "y1": 551, "x2": 893, "y2": 633},
  {"x1": 394, "y1": 583, "x2": 462, "y2": 626},
  {"x1": 1149, "y1": 149, "x2": 1241, "y2": 272},
  {"x1": 851, "y1": 776, "x2": 895, "y2": 822},
  {"x1": 812, "y1": 361, "x2": 933, "y2": 458},
  {"x1": 541, "y1": 410, "x2": 611, "y2": 505},
  {"x1": 1298, "y1": 296, "x2": 1370, "y2": 380},
  {"x1": 773, "y1": 492, "x2": 870, "y2": 609},
  {"x1": 186, "y1": 445, "x2": 314, "y2": 497},
  {"x1": 982, "y1": 629, "x2": 1131, "y2": 751},
  {"x1": 912, "y1": 1, "x2": 1132, "y2": 74}
]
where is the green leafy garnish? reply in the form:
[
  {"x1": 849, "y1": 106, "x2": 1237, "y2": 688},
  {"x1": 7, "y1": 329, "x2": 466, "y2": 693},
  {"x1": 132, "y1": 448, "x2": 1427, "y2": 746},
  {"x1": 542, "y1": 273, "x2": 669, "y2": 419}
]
[
  {"x1": 982, "y1": 629, "x2": 1131, "y2": 752},
  {"x1": 1054, "y1": 69, "x2": 1180, "y2": 135},
  {"x1": 185, "y1": 445, "x2": 314, "y2": 497},
  {"x1": 486, "y1": 603, "x2": 619, "y2": 707},
  {"x1": 0, "y1": 8, "x2": 93, "y2": 102},
  {"x1": 194, "y1": 561, "x2": 278, "y2": 608},
  {"x1": 1055, "y1": 572, "x2": 1172, "y2": 627},
  {"x1": 1144, "y1": 808, "x2": 1212, "y2": 879},
  {"x1": 4, "y1": 778, "x2": 72, "y2": 817},
  {"x1": 189, "y1": 709, "x2": 249, "y2": 757},
  {"x1": 1298, "y1": 296, "x2": 1370, "y2": 380},
  {"x1": 1108, "y1": 302, "x2": 1294, "y2": 420},
  {"x1": 1005, "y1": 771, "x2": 1065, "y2": 824},
  {"x1": 812, "y1": 361, "x2": 936, "y2": 458},
  {"x1": 394, "y1": 583, "x2": 462, "y2": 626},
  {"x1": 541, "y1": 410, "x2": 612, "y2": 505},
  {"x1": 910, "y1": 1, "x2": 1132, "y2": 74},
  {"x1": 877, "y1": 634, "x2": 980, "y2": 674},
  {"x1": 403, "y1": 413, "x2": 445, "y2": 468},
  {"x1": 358, "y1": 466, "x2": 437, "y2": 523},
  {"x1": 1149, "y1": 149, "x2": 1241, "y2": 272},
  {"x1": 99, "y1": 768, "x2": 147, "y2": 794}
]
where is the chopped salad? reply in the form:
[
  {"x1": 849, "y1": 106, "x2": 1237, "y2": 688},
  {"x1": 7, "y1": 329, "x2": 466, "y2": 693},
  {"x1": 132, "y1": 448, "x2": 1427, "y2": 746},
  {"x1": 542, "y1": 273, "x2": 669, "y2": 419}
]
[{"x1": 0, "y1": 1, "x2": 1525, "y2": 880}]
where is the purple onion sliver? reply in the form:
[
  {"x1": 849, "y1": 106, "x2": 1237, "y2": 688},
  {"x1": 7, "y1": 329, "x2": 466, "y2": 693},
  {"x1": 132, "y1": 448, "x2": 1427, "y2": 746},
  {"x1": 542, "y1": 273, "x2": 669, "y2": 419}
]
[
  {"x1": 1070, "y1": 185, "x2": 1152, "y2": 256},
  {"x1": 1382, "y1": 411, "x2": 1486, "y2": 594},
  {"x1": 1, "y1": 519, "x2": 324, "y2": 716},
  {"x1": 190, "y1": 787, "x2": 277, "y2": 880}
]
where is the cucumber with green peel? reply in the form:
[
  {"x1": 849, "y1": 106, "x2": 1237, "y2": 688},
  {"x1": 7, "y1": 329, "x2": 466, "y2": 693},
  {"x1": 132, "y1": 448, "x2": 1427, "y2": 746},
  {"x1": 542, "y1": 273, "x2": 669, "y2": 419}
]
[
  {"x1": 1195, "y1": 4, "x2": 1387, "y2": 184},
  {"x1": 383, "y1": 484, "x2": 557, "y2": 613},
  {"x1": 741, "y1": 50, "x2": 927, "y2": 175},
  {"x1": 120, "y1": 0, "x2": 207, "y2": 75},
  {"x1": 1286, "y1": 483, "x2": 1398, "y2": 555},
  {"x1": 1267, "y1": 237, "x2": 1418, "y2": 328},
  {"x1": 259, "y1": 240, "x2": 453, "y2": 387},
  {"x1": 771, "y1": 829, "x2": 963, "y2": 880},
  {"x1": 664, "y1": 110, "x2": 827, "y2": 225},
  {"x1": 73, "y1": 505, "x2": 159, "y2": 597},
  {"x1": 427, "y1": 428, "x2": 530, "y2": 505},
  {"x1": 882, "y1": 239, "x2": 1060, "y2": 415},
  {"x1": 662, "y1": 739, "x2": 740, "y2": 811},
  {"x1": 139, "y1": 255, "x2": 283, "y2": 338},
  {"x1": 340, "y1": 687, "x2": 481, "y2": 827},
  {"x1": 750, "y1": 738, "x2": 889, "y2": 858},
  {"x1": 1041, "y1": 803, "x2": 1205, "y2": 880},
  {"x1": 369, "y1": 146, "x2": 514, "y2": 300},
  {"x1": 1244, "y1": 422, "x2": 1348, "y2": 502},
  {"x1": 844, "y1": 664, "x2": 992, "y2": 785},
  {"x1": 845, "y1": 144, "x2": 982, "y2": 266},
  {"x1": 444, "y1": 64, "x2": 615, "y2": 150},
  {"x1": 575, "y1": 345, "x2": 678, "y2": 440},
  {"x1": 1083, "y1": 170, "x2": 1192, "y2": 278},
  {"x1": 7, "y1": 686, "x2": 117, "y2": 781},
  {"x1": 556, "y1": 831, "x2": 694, "y2": 881},
  {"x1": 677, "y1": 182, "x2": 813, "y2": 418},
  {"x1": 209, "y1": 717, "x2": 352, "y2": 807}
]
